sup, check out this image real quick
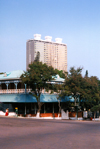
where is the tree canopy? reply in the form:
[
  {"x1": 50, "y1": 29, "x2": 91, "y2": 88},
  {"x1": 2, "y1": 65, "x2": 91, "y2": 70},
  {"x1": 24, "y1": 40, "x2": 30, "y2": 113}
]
[
  {"x1": 60, "y1": 67, "x2": 100, "y2": 110},
  {"x1": 21, "y1": 61, "x2": 58, "y2": 113},
  {"x1": 55, "y1": 69, "x2": 66, "y2": 78},
  {"x1": 91, "y1": 104, "x2": 100, "y2": 112}
]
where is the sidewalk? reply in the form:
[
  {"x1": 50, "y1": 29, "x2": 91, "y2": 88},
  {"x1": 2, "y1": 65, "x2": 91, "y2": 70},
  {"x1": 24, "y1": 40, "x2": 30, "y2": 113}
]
[{"x1": 0, "y1": 111, "x2": 100, "y2": 121}]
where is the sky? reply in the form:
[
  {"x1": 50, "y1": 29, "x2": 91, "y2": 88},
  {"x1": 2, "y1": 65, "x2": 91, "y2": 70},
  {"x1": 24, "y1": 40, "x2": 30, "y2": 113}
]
[{"x1": 0, "y1": 0, "x2": 100, "y2": 78}]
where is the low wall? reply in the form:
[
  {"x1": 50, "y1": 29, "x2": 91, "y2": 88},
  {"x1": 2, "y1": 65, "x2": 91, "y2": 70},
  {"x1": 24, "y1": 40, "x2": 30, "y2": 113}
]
[
  {"x1": 18, "y1": 113, "x2": 61, "y2": 117},
  {"x1": 40, "y1": 113, "x2": 61, "y2": 117},
  {"x1": 69, "y1": 111, "x2": 83, "y2": 117},
  {"x1": 18, "y1": 112, "x2": 83, "y2": 118}
]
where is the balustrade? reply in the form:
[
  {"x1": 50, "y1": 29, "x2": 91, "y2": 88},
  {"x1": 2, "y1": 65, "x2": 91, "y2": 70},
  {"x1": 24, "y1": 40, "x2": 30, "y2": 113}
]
[{"x1": 0, "y1": 89, "x2": 31, "y2": 94}]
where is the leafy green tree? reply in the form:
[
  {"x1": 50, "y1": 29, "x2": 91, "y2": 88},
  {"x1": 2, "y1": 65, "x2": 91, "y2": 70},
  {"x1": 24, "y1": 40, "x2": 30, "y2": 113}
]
[
  {"x1": 85, "y1": 70, "x2": 88, "y2": 77},
  {"x1": 21, "y1": 62, "x2": 57, "y2": 116},
  {"x1": 61, "y1": 67, "x2": 83, "y2": 97},
  {"x1": 34, "y1": 51, "x2": 40, "y2": 62},
  {"x1": 85, "y1": 76, "x2": 100, "y2": 105},
  {"x1": 55, "y1": 69, "x2": 66, "y2": 78},
  {"x1": 91, "y1": 104, "x2": 100, "y2": 120},
  {"x1": 98, "y1": 80, "x2": 100, "y2": 91},
  {"x1": 60, "y1": 67, "x2": 100, "y2": 112}
]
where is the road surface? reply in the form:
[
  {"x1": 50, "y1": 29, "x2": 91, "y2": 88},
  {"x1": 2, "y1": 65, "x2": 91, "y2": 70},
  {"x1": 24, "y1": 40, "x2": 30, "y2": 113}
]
[{"x1": 0, "y1": 117, "x2": 100, "y2": 149}]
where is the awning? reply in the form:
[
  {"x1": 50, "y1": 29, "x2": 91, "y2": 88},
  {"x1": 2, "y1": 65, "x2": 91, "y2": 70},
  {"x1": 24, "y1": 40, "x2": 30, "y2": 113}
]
[
  {"x1": 40, "y1": 94, "x2": 58, "y2": 102},
  {"x1": 0, "y1": 93, "x2": 37, "y2": 103},
  {"x1": 0, "y1": 93, "x2": 76, "y2": 103},
  {"x1": 61, "y1": 96, "x2": 76, "y2": 102},
  {"x1": 40, "y1": 94, "x2": 75, "y2": 103}
]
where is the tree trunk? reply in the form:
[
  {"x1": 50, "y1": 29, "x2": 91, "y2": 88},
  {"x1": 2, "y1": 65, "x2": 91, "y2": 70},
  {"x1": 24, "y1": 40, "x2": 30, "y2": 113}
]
[
  {"x1": 36, "y1": 102, "x2": 44, "y2": 118},
  {"x1": 58, "y1": 101, "x2": 61, "y2": 117},
  {"x1": 36, "y1": 102, "x2": 41, "y2": 118},
  {"x1": 36, "y1": 112, "x2": 40, "y2": 118}
]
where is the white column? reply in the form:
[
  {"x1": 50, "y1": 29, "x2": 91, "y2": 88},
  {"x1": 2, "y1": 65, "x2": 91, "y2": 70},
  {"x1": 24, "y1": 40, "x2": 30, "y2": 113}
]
[
  {"x1": 14, "y1": 81, "x2": 19, "y2": 93},
  {"x1": 5, "y1": 81, "x2": 10, "y2": 93},
  {"x1": 24, "y1": 84, "x2": 27, "y2": 93},
  {"x1": 14, "y1": 82, "x2": 18, "y2": 93}
]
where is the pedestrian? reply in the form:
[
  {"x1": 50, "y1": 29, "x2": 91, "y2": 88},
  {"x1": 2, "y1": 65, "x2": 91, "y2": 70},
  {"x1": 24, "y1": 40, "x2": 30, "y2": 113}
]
[{"x1": 5, "y1": 108, "x2": 9, "y2": 116}]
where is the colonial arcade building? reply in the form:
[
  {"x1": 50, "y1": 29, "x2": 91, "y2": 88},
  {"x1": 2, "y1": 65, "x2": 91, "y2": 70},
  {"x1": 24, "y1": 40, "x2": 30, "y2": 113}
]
[{"x1": 0, "y1": 70, "x2": 70, "y2": 117}]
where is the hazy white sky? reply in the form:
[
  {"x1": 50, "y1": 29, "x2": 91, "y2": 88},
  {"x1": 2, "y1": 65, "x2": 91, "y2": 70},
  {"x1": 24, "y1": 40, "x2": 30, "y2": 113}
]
[{"x1": 0, "y1": 0, "x2": 100, "y2": 78}]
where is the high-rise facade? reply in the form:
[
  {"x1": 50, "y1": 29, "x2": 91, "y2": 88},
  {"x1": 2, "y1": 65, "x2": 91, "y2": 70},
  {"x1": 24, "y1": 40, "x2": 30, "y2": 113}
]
[{"x1": 26, "y1": 34, "x2": 67, "y2": 72}]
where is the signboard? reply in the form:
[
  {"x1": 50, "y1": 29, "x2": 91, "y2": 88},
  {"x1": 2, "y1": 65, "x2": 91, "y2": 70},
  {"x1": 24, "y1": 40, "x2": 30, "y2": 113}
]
[
  {"x1": 83, "y1": 111, "x2": 87, "y2": 118},
  {"x1": 61, "y1": 110, "x2": 69, "y2": 119}
]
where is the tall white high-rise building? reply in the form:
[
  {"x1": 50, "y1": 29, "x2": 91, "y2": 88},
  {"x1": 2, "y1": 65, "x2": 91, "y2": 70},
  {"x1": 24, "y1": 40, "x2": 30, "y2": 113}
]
[{"x1": 26, "y1": 34, "x2": 67, "y2": 72}]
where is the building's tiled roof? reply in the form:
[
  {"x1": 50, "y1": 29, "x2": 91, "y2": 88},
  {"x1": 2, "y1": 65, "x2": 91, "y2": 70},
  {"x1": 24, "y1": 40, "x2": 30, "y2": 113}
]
[
  {"x1": 51, "y1": 74, "x2": 65, "y2": 83},
  {"x1": 54, "y1": 75, "x2": 65, "y2": 82},
  {"x1": 0, "y1": 70, "x2": 24, "y2": 80},
  {"x1": 0, "y1": 70, "x2": 65, "y2": 83}
]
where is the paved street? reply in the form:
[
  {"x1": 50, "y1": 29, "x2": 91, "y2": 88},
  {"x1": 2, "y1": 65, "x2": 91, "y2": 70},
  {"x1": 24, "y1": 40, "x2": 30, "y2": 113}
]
[{"x1": 0, "y1": 117, "x2": 100, "y2": 149}]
